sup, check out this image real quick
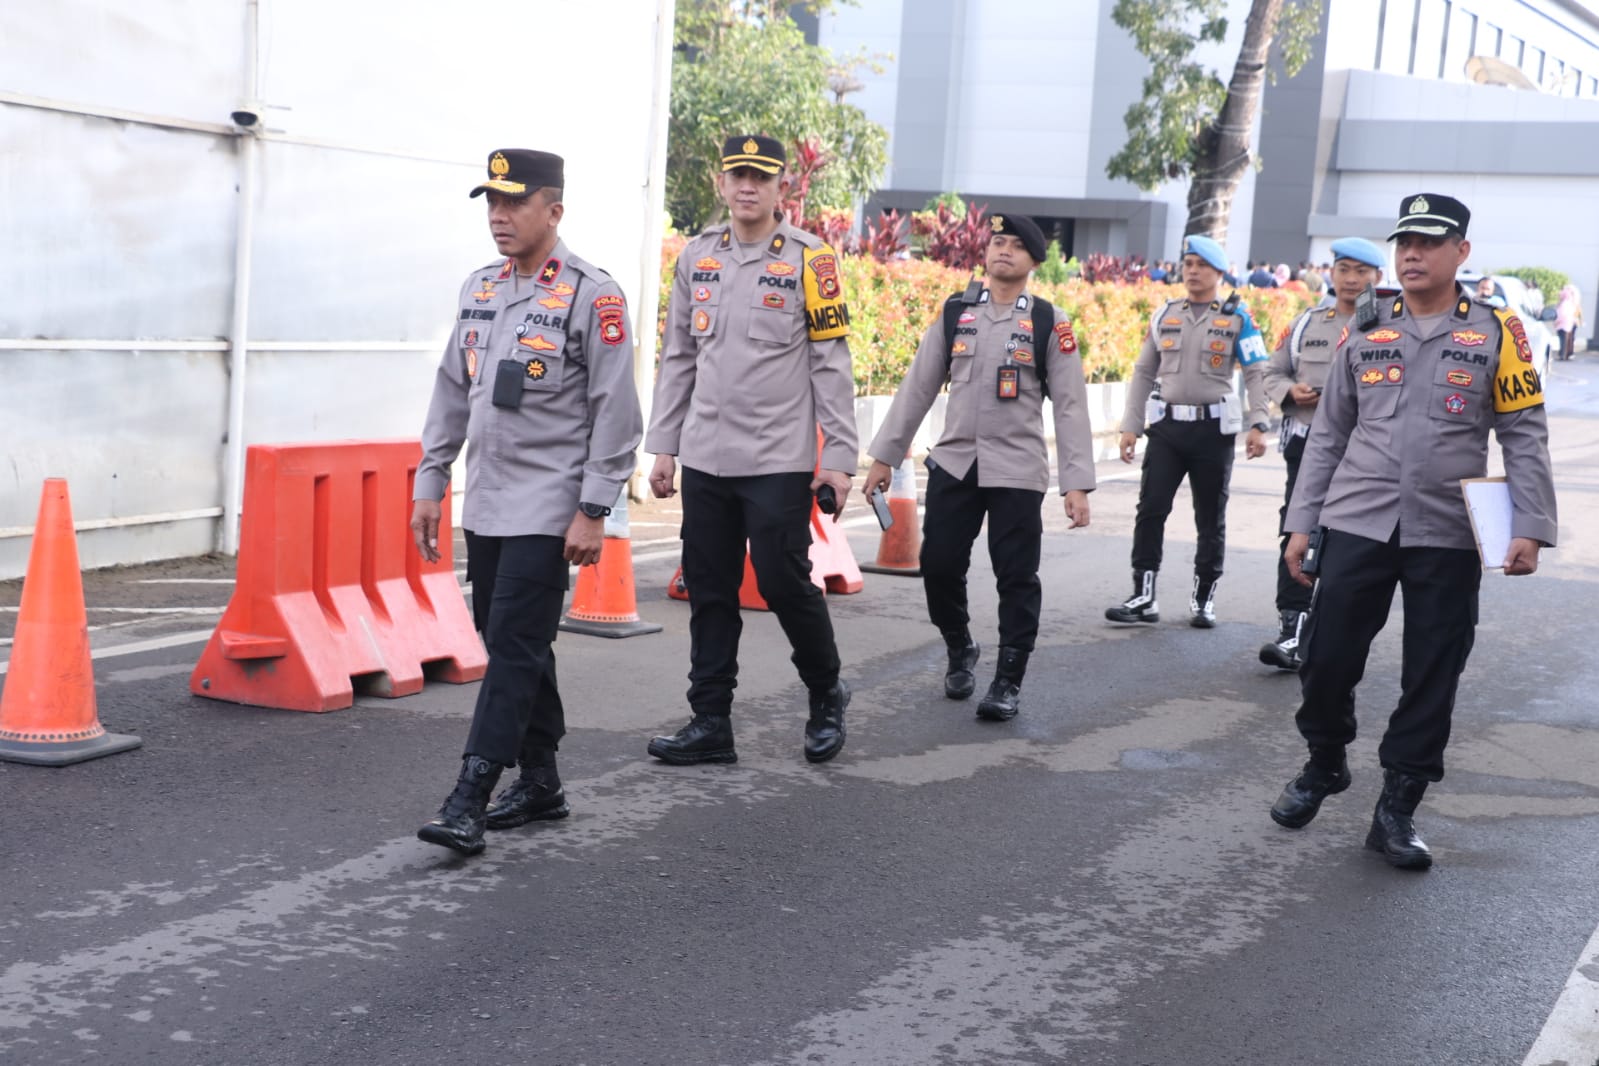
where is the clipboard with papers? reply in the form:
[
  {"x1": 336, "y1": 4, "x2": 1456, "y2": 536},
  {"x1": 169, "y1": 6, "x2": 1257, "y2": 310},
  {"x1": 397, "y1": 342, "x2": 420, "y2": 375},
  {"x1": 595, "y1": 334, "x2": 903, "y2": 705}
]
[{"x1": 1460, "y1": 477, "x2": 1512, "y2": 569}]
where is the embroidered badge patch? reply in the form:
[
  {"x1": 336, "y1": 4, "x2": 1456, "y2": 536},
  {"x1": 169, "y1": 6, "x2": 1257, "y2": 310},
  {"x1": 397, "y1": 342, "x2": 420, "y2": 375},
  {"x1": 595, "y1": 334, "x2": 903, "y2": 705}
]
[
  {"x1": 550, "y1": 282, "x2": 575, "y2": 297},
  {"x1": 1365, "y1": 329, "x2": 1402, "y2": 343},
  {"x1": 763, "y1": 292, "x2": 784, "y2": 309},
  {"x1": 1359, "y1": 368, "x2": 1385, "y2": 385},
  {"x1": 1160, "y1": 338, "x2": 1175, "y2": 349},
  {"x1": 694, "y1": 287, "x2": 712, "y2": 302},
  {"x1": 1452, "y1": 330, "x2": 1488, "y2": 347},
  {"x1": 1162, "y1": 317, "x2": 1183, "y2": 327},
  {"x1": 693, "y1": 309, "x2": 710, "y2": 332},
  {"x1": 598, "y1": 309, "x2": 625, "y2": 345},
  {"x1": 1444, "y1": 392, "x2": 1467, "y2": 414},
  {"x1": 958, "y1": 311, "x2": 976, "y2": 325},
  {"x1": 695, "y1": 257, "x2": 724, "y2": 271},
  {"x1": 1506, "y1": 315, "x2": 1534, "y2": 363},
  {"x1": 951, "y1": 341, "x2": 968, "y2": 355},
  {"x1": 766, "y1": 262, "x2": 796, "y2": 276},
  {"x1": 473, "y1": 282, "x2": 496, "y2": 304},
  {"x1": 518, "y1": 334, "x2": 557, "y2": 352},
  {"x1": 525, "y1": 359, "x2": 547, "y2": 379},
  {"x1": 465, "y1": 349, "x2": 477, "y2": 378},
  {"x1": 1446, "y1": 369, "x2": 1473, "y2": 387},
  {"x1": 1212, "y1": 318, "x2": 1233, "y2": 329},
  {"x1": 1054, "y1": 321, "x2": 1076, "y2": 353},
  {"x1": 1210, "y1": 354, "x2": 1225, "y2": 368},
  {"x1": 537, "y1": 295, "x2": 569, "y2": 310},
  {"x1": 1386, "y1": 365, "x2": 1404, "y2": 383},
  {"x1": 1209, "y1": 339, "x2": 1228, "y2": 353},
  {"x1": 463, "y1": 329, "x2": 479, "y2": 348},
  {"x1": 809, "y1": 252, "x2": 841, "y2": 301}
]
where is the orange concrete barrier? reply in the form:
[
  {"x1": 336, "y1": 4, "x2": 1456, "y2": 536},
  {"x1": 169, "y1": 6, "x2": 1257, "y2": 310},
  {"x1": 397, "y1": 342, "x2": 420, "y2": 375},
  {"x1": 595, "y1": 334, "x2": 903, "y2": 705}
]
[
  {"x1": 860, "y1": 452, "x2": 922, "y2": 577},
  {"x1": 190, "y1": 441, "x2": 485, "y2": 712},
  {"x1": 0, "y1": 480, "x2": 142, "y2": 766},
  {"x1": 559, "y1": 493, "x2": 662, "y2": 638}
]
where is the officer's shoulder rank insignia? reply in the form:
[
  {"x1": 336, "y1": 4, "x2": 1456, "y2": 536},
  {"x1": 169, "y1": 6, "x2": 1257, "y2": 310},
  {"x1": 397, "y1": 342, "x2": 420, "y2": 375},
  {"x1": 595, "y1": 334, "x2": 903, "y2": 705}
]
[
  {"x1": 496, "y1": 260, "x2": 514, "y2": 280},
  {"x1": 537, "y1": 258, "x2": 562, "y2": 286},
  {"x1": 525, "y1": 358, "x2": 547, "y2": 379}
]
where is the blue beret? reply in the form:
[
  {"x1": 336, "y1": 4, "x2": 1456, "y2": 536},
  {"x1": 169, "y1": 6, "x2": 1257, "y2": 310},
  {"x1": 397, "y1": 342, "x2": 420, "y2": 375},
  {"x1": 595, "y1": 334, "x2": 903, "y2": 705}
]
[
  {"x1": 1181, "y1": 234, "x2": 1228, "y2": 273},
  {"x1": 1330, "y1": 237, "x2": 1385, "y2": 269}
]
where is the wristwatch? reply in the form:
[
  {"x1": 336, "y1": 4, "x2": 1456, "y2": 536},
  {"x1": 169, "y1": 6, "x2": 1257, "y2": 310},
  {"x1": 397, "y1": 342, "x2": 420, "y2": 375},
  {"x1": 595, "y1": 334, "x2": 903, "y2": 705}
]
[
  {"x1": 1251, "y1": 421, "x2": 1271, "y2": 433},
  {"x1": 578, "y1": 502, "x2": 611, "y2": 519}
]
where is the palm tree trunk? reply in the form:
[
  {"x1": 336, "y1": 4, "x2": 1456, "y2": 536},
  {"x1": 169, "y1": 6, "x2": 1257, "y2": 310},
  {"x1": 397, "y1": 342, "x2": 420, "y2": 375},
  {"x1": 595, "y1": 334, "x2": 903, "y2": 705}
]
[{"x1": 1185, "y1": 0, "x2": 1285, "y2": 242}]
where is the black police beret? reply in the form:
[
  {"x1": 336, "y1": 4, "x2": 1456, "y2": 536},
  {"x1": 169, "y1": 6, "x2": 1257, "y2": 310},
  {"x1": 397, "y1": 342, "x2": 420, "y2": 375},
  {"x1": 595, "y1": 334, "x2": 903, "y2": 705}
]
[
  {"x1": 1389, "y1": 193, "x2": 1470, "y2": 239},
  {"x1": 721, "y1": 135, "x2": 786, "y2": 175},
  {"x1": 469, "y1": 149, "x2": 564, "y2": 198},
  {"x1": 988, "y1": 212, "x2": 1047, "y2": 264}
]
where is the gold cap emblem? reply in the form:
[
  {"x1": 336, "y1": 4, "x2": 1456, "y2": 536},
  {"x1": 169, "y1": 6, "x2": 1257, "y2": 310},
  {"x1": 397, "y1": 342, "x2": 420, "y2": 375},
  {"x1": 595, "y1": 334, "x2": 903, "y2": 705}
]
[
  {"x1": 490, "y1": 152, "x2": 510, "y2": 177},
  {"x1": 1409, "y1": 195, "x2": 1429, "y2": 214},
  {"x1": 990, "y1": 216, "x2": 1005, "y2": 233},
  {"x1": 743, "y1": 138, "x2": 759, "y2": 154}
]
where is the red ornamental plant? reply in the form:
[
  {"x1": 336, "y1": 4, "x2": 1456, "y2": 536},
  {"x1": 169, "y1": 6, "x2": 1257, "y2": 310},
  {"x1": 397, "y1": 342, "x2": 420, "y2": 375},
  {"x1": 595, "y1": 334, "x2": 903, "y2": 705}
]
[
  {"x1": 1079, "y1": 253, "x2": 1149, "y2": 284},
  {"x1": 782, "y1": 136, "x2": 834, "y2": 226},
  {"x1": 801, "y1": 207, "x2": 856, "y2": 252},
  {"x1": 864, "y1": 210, "x2": 909, "y2": 262},
  {"x1": 918, "y1": 202, "x2": 991, "y2": 272}
]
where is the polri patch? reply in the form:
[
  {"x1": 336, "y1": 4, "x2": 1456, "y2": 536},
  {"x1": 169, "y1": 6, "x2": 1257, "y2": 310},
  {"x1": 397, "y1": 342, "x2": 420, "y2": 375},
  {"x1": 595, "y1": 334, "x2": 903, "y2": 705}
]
[{"x1": 1054, "y1": 321, "x2": 1076, "y2": 353}]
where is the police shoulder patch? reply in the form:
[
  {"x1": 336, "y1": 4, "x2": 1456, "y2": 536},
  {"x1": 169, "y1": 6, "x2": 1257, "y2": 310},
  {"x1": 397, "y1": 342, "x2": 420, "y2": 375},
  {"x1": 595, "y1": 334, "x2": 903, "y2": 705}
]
[
  {"x1": 1491, "y1": 308, "x2": 1544, "y2": 413},
  {"x1": 802, "y1": 244, "x2": 850, "y2": 341}
]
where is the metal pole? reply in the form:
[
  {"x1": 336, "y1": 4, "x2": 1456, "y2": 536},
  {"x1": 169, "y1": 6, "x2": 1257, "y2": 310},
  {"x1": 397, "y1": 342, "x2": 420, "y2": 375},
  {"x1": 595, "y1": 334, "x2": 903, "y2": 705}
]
[
  {"x1": 631, "y1": 0, "x2": 676, "y2": 500},
  {"x1": 220, "y1": 0, "x2": 261, "y2": 554}
]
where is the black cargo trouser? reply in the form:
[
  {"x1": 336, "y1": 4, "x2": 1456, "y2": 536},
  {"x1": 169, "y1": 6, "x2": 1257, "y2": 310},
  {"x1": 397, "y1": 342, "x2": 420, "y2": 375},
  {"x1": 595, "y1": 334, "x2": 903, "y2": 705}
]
[
  {"x1": 920, "y1": 459, "x2": 1045, "y2": 652},
  {"x1": 679, "y1": 467, "x2": 840, "y2": 717},
  {"x1": 1130, "y1": 417, "x2": 1235, "y2": 582},
  {"x1": 1275, "y1": 433, "x2": 1312, "y2": 613},
  {"x1": 1294, "y1": 528, "x2": 1482, "y2": 781},
  {"x1": 461, "y1": 531, "x2": 568, "y2": 766}
]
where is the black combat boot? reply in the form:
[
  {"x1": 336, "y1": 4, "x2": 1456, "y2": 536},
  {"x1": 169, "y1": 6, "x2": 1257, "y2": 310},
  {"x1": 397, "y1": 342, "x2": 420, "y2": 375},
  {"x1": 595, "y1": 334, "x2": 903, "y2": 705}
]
[
  {"x1": 1270, "y1": 746, "x2": 1351, "y2": 828},
  {"x1": 804, "y1": 680, "x2": 850, "y2": 764},
  {"x1": 1258, "y1": 610, "x2": 1306, "y2": 670},
  {"x1": 1365, "y1": 769, "x2": 1433, "y2": 870},
  {"x1": 1189, "y1": 575, "x2": 1219, "y2": 628},
  {"x1": 485, "y1": 747, "x2": 570, "y2": 830},
  {"x1": 417, "y1": 755, "x2": 504, "y2": 855},
  {"x1": 976, "y1": 646, "x2": 1029, "y2": 721},
  {"x1": 647, "y1": 713, "x2": 737, "y2": 765},
  {"x1": 1105, "y1": 570, "x2": 1159, "y2": 624},
  {"x1": 942, "y1": 629, "x2": 980, "y2": 700}
]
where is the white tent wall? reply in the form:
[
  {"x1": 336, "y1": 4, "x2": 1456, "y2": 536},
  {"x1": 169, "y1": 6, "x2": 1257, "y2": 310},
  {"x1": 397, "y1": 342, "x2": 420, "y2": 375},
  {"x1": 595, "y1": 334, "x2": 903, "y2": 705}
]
[{"x1": 0, "y1": 0, "x2": 674, "y2": 579}]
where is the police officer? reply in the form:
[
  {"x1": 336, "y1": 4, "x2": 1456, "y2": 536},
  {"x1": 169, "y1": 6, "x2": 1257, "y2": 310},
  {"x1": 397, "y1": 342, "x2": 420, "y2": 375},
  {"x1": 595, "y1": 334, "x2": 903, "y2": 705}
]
[
  {"x1": 862, "y1": 214, "x2": 1095, "y2": 720},
  {"x1": 1258, "y1": 237, "x2": 1386, "y2": 669},
  {"x1": 645, "y1": 134, "x2": 857, "y2": 765},
  {"x1": 1269, "y1": 194, "x2": 1557, "y2": 870},
  {"x1": 1106, "y1": 235, "x2": 1270, "y2": 627},
  {"x1": 410, "y1": 149, "x2": 643, "y2": 855}
]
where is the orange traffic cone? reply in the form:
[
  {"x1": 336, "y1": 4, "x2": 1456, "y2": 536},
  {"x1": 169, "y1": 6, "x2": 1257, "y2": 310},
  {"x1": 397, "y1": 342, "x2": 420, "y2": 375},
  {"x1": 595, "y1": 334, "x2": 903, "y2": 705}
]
[
  {"x1": 559, "y1": 493, "x2": 663, "y2": 638},
  {"x1": 860, "y1": 453, "x2": 923, "y2": 577},
  {"x1": 0, "y1": 480, "x2": 141, "y2": 766}
]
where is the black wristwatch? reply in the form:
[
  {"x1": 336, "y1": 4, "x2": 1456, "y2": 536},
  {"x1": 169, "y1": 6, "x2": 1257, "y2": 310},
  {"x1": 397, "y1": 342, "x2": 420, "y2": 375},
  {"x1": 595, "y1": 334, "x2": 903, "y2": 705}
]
[
  {"x1": 1251, "y1": 421, "x2": 1271, "y2": 433},
  {"x1": 578, "y1": 502, "x2": 611, "y2": 519}
]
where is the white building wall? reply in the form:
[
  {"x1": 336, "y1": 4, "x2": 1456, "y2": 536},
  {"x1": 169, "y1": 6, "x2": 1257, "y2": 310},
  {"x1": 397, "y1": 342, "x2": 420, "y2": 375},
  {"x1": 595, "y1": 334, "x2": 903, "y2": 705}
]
[
  {"x1": 816, "y1": 0, "x2": 905, "y2": 189},
  {"x1": 0, "y1": 0, "x2": 670, "y2": 578}
]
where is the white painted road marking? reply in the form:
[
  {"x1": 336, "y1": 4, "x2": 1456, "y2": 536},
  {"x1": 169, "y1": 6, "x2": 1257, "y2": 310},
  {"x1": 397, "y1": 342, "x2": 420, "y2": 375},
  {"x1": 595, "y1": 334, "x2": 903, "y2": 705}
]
[{"x1": 1523, "y1": 921, "x2": 1599, "y2": 1064}]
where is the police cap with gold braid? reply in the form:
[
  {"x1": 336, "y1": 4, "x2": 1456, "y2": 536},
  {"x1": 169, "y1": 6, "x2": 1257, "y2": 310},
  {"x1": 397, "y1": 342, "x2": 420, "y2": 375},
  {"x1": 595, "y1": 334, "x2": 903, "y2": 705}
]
[
  {"x1": 720, "y1": 134, "x2": 786, "y2": 175},
  {"x1": 1388, "y1": 193, "x2": 1470, "y2": 240},
  {"x1": 469, "y1": 149, "x2": 565, "y2": 198},
  {"x1": 988, "y1": 212, "x2": 1047, "y2": 264}
]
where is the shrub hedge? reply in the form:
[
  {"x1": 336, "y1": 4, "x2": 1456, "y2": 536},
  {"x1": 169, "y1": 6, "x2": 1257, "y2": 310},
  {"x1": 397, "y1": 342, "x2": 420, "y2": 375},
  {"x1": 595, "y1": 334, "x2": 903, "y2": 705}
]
[{"x1": 658, "y1": 238, "x2": 1316, "y2": 395}]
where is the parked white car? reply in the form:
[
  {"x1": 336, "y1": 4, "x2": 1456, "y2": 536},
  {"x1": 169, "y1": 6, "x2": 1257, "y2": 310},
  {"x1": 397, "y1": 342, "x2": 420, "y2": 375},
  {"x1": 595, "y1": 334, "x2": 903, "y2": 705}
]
[{"x1": 1459, "y1": 272, "x2": 1556, "y2": 383}]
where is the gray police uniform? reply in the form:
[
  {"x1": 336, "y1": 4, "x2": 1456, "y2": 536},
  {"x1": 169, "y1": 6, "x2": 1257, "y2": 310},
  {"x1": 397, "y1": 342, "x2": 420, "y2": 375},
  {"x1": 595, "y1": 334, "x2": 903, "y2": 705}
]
[
  {"x1": 1263, "y1": 306, "x2": 1349, "y2": 614},
  {"x1": 1114, "y1": 296, "x2": 1270, "y2": 617},
  {"x1": 646, "y1": 220, "x2": 858, "y2": 716},
  {"x1": 1284, "y1": 289, "x2": 1557, "y2": 780},
  {"x1": 868, "y1": 288, "x2": 1095, "y2": 651},
  {"x1": 417, "y1": 242, "x2": 643, "y2": 764}
]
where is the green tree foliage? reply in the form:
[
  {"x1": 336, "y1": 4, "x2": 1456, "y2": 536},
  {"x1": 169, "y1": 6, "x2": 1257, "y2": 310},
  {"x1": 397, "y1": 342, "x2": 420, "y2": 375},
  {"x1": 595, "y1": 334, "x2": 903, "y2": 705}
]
[
  {"x1": 1496, "y1": 266, "x2": 1569, "y2": 300},
  {"x1": 667, "y1": 1, "x2": 890, "y2": 232},
  {"x1": 1107, "y1": 0, "x2": 1322, "y2": 239}
]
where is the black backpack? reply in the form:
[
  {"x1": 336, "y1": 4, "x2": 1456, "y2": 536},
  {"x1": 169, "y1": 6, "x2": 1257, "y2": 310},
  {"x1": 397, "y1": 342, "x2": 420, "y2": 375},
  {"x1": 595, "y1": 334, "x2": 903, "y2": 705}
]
[{"x1": 941, "y1": 285, "x2": 1056, "y2": 399}]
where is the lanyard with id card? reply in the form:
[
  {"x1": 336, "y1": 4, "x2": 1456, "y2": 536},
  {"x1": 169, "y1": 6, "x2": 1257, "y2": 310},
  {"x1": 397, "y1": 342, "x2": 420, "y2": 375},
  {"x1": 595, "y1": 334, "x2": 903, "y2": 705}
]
[{"x1": 997, "y1": 339, "x2": 1020, "y2": 401}]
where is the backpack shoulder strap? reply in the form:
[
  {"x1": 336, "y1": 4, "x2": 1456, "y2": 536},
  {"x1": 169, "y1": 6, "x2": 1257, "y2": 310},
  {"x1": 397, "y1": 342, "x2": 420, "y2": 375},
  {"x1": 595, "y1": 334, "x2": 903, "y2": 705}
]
[
  {"x1": 1029, "y1": 296, "x2": 1054, "y2": 398},
  {"x1": 941, "y1": 293, "x2": 968, "y2": 382}
]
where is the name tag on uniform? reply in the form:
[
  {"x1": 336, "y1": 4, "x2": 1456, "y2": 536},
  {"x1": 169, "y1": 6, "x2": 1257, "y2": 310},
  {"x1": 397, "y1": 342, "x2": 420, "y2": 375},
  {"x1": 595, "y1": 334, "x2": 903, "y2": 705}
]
[{"x1": 996, "y1": 365, "x2": 1019, "y2": 401}]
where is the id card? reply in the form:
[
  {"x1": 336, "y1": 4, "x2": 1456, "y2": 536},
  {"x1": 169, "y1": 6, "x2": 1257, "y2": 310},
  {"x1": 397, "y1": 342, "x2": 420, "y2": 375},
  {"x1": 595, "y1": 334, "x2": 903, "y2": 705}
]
[{"x1": 996, "y1": 365, "x2": 1020, "y2": 401}]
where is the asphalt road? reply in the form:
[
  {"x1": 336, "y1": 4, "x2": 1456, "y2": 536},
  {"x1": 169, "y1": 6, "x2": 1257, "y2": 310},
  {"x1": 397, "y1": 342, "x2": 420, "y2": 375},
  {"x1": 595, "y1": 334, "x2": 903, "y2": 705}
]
[{"x1": 4, "y1": 357, "x2": 1599, "y2": 1065}]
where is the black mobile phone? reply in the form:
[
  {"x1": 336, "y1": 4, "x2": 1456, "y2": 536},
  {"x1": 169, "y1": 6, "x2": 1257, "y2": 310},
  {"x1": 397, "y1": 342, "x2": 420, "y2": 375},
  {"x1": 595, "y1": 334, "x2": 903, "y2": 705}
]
[
  {"x1": 491, "y1": 360, "x2": 523, "y2": 408},
  {"x1": 816, "y1": 484, "x2": 838, "y2": 515},
  {"x1": 869, "y1": 487, "x2": 894, "y2": 531}
]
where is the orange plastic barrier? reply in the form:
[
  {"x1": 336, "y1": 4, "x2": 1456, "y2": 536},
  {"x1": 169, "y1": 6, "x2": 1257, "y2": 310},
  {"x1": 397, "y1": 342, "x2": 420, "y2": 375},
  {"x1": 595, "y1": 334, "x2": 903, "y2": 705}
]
[
  {"x1": 0, "y1": 479, "x2": 142, "y2": 766},
  {"x1": 860, "y1": 452, "x2": 923, "y2": 577},
  {"x1": 190, "y1": 441, "x2": 486, "y2": 712},
  {"x1": 559, "y1": 493, "x2": 662, "y2": 638}
]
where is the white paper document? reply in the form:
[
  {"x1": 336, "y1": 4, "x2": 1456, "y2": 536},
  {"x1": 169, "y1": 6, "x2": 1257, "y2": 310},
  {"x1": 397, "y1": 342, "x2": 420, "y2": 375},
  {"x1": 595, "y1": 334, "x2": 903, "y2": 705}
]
[{"x1": 1461, "y1": 477, "x2": 1512, "y2": 569}]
